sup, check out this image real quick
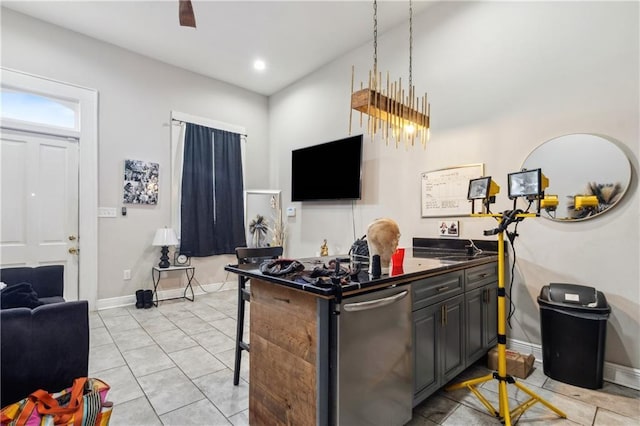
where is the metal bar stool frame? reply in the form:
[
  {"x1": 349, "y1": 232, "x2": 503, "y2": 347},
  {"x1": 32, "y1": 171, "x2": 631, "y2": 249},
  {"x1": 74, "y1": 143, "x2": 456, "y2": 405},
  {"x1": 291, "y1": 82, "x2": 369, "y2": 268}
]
[{"x1": 233, "y1": 246, "x2": 283, "y2": 385}]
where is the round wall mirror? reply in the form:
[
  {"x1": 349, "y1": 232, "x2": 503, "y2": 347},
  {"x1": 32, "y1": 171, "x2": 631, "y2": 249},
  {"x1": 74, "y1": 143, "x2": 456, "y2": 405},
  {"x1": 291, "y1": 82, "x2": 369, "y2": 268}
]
[{"x1": 522, "y1": 134, "x2": 631, "y2": 221}]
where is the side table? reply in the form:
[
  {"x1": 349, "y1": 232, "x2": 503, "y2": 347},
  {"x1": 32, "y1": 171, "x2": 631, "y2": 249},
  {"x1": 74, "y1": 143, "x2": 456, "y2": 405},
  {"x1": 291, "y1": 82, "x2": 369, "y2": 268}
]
[{"x1": 151, "y1": 265, "x2": 195, "y2": 306}]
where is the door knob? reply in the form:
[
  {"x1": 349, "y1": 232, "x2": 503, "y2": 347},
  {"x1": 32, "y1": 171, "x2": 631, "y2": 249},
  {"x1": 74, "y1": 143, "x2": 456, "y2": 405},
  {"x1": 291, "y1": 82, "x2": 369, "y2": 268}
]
[
  {"x1": 68, "y1": 235, "x2": 77, "y2": 241},
  {"x1": 68, "y1": 247, "x2": 79, "y2": 255}
]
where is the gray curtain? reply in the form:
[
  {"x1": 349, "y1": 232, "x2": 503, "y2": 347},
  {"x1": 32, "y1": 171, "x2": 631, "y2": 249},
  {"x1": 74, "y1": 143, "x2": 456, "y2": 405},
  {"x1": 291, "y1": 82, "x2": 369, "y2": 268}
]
[{"x1": 180, "y1": 123, "x2": 246, "y2": 256}]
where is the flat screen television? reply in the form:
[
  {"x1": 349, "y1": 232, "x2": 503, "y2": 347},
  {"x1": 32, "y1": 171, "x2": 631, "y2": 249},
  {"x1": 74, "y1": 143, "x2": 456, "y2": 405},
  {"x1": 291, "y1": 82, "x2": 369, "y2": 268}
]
[{"x1": 291, "y1": 134, "x2": 363, "y2": 201}]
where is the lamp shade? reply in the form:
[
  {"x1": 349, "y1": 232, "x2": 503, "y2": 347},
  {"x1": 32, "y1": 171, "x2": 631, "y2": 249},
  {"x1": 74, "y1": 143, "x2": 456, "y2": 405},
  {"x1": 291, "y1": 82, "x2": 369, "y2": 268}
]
[{"x1": 152, "y1": 228, "x2": 179, "y2": 246}]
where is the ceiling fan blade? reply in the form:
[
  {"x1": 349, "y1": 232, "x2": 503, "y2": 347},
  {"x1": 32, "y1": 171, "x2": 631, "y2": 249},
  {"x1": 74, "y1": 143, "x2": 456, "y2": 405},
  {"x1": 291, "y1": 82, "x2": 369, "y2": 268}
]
[{"x1": 179, "y1": 0, "x2": 196, "y2": 28}]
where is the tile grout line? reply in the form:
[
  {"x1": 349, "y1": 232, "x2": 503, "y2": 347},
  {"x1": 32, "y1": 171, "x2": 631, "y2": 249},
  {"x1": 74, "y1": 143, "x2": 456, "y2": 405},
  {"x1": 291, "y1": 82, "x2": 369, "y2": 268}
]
[
  {"x1": 98, "y1": 296, "x2": 244, "y2": 424},
  {"x1": 98, "y1": 308, "x2": 163, "y2": 423}
]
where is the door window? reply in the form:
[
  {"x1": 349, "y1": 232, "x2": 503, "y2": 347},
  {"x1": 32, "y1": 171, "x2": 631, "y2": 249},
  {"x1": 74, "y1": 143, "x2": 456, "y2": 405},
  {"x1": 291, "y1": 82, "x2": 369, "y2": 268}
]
[{"x1": 1, "y1": 88, "x2": 78, "y2": 130}]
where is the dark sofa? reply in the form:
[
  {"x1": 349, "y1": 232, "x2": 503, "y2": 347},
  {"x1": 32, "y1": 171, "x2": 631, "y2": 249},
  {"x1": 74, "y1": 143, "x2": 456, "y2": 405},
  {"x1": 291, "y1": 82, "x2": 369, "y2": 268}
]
[
  {"x1": 0, "y1": 265, "x2": 65, "y2": 305},
  {"x1": 0, "y1": 301, "x2": 90, "y2": 407},
  {"x1": 0, "y1": 266, "x2": 89, "y2": 407}
]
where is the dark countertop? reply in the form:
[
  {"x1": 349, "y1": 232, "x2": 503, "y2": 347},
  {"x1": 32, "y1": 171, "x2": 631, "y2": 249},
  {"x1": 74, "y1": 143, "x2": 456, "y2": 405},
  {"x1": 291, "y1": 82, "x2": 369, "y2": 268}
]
[{"x1": 224, "y1": 240, "x2": 499, "y2": 299}]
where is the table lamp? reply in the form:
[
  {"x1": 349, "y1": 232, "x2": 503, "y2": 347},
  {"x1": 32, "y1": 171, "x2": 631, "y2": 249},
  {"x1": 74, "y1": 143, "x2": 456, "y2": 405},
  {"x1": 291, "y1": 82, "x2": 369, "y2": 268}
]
[{"x1": 152, "y1": 227, "x2": 179, "y2": 268}]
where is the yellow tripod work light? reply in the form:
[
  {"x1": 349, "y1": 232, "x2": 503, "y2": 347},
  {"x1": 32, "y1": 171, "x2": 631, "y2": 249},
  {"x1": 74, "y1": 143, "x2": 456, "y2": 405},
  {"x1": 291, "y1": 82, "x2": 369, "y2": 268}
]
[{"x1": 446, "y1": 170, "x2": 567, "y2": 425}]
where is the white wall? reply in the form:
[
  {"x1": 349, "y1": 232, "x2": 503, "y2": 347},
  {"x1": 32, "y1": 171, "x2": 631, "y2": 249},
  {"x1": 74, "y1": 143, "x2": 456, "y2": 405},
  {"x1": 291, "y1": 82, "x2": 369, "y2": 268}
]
[
  {"x1": 269, "y1": 1, "x2": 639, "y2": 369},
  {"x1": 1, "y1": 8, "x2": 270, "y2": 300}
]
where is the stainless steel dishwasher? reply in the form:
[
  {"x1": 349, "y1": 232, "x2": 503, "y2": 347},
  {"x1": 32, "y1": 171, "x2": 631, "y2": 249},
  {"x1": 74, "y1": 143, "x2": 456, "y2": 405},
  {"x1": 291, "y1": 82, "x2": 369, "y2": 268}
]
[{"x1": 331, "y1": 285, "x2": 412, "y2": 425}]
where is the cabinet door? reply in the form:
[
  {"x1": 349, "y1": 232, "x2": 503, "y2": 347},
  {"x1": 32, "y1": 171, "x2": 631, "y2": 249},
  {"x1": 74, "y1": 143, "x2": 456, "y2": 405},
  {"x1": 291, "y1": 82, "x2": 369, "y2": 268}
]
[
  {"x1": 465, "y1": 287, "x2": 485, "y2": 365},
  {"x1": 484, "y1": 282, "x2": 498, "y2": 348},
  {"x1": 441, "y1": 294, "x2": 465, "y2": 383},
  {"x1": 413, "y1": 303, "x2": 439, "y2": 403}
]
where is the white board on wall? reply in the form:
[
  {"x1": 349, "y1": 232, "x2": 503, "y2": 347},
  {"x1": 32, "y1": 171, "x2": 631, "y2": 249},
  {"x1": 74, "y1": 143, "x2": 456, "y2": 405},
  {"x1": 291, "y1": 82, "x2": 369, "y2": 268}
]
[{"x1": 421, "y1": 164, "x2": 484, "y2": 217}]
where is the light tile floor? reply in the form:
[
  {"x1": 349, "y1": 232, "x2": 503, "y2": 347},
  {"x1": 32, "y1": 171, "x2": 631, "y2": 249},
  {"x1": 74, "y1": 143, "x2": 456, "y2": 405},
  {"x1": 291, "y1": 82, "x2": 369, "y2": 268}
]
[{"x1": 92, "y1": 286, "x2": 640, "y2": 425}]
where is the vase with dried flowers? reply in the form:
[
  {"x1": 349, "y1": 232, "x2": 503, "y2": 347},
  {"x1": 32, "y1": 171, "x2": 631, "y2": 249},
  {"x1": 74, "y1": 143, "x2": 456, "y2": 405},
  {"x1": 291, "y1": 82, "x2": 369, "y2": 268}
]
[{"x1": 268, "y1": 194, "x2": 287, "y2": 250}]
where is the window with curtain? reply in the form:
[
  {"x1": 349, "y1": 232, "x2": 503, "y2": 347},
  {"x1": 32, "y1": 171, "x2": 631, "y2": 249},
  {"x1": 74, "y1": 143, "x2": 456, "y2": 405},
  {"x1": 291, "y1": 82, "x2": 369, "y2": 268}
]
[{"x1": 179, "y1": 123, "x2": 246, "y2": 256}]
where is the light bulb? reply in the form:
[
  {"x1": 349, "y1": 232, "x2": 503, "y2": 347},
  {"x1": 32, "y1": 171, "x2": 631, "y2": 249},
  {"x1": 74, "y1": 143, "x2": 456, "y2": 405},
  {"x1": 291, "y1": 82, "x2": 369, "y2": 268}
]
[{"x1": 253, "y1": 59, "x2": 266, "y2": 71}]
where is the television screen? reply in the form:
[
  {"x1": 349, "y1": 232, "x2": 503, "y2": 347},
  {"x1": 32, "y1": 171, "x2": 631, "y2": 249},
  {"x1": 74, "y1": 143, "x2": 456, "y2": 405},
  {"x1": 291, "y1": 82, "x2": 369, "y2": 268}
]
[{"x1": 291, "y1": 135, "x2": 363, "y2": 201}]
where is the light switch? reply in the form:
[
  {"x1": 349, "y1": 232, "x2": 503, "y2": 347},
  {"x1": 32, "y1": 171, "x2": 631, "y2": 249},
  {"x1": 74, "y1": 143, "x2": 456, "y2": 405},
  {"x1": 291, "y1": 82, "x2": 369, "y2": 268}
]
[{"x1": 98, "y1": 207, "x2": 117, "y2": 218}]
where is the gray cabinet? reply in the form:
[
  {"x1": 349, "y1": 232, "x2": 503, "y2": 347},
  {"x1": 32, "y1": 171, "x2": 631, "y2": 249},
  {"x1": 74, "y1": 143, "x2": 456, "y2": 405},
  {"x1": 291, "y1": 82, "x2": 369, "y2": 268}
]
[
  {"x1": 413, "y1": 271, "x2": 466, "y2": 406},
  {"x1": 412, "y1": 262, "x2": 498, "y2": 406},
  {"x1": 465, "y1": 263, "x2": 498, "y2": 366},
  {"x1": 441, "y1": 294, "x2": 465, "y2": 382},
  {"x1": 413, "y1": 302, "x2": 439, "y2": 399}
]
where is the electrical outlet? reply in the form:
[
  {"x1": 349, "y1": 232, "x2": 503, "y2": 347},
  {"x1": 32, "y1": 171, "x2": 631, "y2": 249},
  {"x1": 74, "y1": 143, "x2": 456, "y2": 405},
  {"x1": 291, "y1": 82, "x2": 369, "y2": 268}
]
[
  {"x1": 286, "y1": 206, "x2": 296, "y2": 217},
  {"x1": 123, "y1": 269, "x2": 131, "y2": 280}
]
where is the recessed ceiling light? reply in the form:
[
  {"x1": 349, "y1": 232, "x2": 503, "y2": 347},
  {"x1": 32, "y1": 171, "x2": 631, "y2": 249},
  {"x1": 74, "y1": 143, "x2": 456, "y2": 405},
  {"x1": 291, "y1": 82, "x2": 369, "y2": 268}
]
[{"x1": 253, "y1": 59, "x2": 266, "y2": 71}]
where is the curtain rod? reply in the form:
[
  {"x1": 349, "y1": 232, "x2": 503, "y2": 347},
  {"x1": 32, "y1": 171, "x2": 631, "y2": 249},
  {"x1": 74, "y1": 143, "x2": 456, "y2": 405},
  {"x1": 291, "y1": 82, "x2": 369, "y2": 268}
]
[{"x1": 171, "y1": 118, "x2": 247, "y2": 138}]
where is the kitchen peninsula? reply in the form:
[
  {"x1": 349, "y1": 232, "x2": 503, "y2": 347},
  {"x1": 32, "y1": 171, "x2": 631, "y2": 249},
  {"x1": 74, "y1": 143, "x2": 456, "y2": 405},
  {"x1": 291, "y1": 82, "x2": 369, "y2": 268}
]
[{"x1": 224, "y1": 238, "x2": 500, "y2": 425}]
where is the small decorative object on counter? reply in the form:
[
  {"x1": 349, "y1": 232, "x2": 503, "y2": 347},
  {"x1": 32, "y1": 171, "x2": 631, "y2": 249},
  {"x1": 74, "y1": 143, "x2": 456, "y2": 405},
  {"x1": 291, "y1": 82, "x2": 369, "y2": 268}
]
[
  {"x1": 320, "y1": 239, "x2": 329, "y2": 257},
  {"x1": 349, "y1": 234, "x2": 369, "y2": 266},
  {"x1": 371, "y1": 255, "x2": 381, "y2": 279},
  {"x1": 391, "y1": 248, "x2": 405, "y2": 268},
  {"x1": 366, "y1": 218, "x2": 401, "y2": 275}
]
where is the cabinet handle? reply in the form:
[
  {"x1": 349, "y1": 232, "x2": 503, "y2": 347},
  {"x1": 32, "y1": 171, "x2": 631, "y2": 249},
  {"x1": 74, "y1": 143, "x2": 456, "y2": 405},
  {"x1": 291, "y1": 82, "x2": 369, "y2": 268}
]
[
  {"x1": 437, "y1": 286, "x2": 449, "y2": 292},
  {"x1": 343, "y1": 291, "x2": 408, "y2": 312},
  {"x1": 440, "y1": 304, "x2": 448, "y2": 326}
]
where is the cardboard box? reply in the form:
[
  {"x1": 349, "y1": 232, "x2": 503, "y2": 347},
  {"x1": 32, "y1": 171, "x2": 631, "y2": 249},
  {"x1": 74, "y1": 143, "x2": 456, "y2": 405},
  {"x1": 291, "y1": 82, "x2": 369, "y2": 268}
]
[{"x1": 487, "y1": 347, "x2": 535, "y2": 379}]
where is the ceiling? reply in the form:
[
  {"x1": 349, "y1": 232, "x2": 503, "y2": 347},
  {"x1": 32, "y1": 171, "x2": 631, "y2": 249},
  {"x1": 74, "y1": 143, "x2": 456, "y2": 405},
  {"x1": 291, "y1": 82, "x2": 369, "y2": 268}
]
[{"x1": 3, "y1": 1, "x2": 433, "y2": 96}]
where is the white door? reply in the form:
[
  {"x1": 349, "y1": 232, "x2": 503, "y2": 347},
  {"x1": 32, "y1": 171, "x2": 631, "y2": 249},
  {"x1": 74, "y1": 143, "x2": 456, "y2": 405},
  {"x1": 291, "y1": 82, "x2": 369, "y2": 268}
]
[{"x1": 0, "y1": 131, "x2": 79, "y2": 300}]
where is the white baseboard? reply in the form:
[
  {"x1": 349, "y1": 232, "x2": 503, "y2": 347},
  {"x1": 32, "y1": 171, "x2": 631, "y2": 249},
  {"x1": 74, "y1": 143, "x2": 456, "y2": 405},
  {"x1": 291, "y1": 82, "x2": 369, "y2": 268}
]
[
  {"x1": 95, "y1": 281, "x2": 235, "y2": 311},
  {"x1": 603, "y1": 362, "x2": 640, "y2": 391},
  {"x1": 508, "y1": 338, "x2": 640, "y2": 391},
  {"x1": 507, "y1": 338, "x2": 544, "y2": 365}
]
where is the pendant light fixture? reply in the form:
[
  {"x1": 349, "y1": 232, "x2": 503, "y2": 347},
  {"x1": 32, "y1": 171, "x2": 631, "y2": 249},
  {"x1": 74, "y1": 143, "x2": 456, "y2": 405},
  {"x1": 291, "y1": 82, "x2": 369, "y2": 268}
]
[{"x1": 349, "y1": 0, "x2": 430, "y2": 148}]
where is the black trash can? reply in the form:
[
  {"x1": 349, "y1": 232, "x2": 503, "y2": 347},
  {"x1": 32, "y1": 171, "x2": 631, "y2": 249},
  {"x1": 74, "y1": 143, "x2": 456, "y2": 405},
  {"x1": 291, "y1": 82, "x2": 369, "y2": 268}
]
[{"x1": 537, "y1": 283, "x2": 610, "y2": 389}]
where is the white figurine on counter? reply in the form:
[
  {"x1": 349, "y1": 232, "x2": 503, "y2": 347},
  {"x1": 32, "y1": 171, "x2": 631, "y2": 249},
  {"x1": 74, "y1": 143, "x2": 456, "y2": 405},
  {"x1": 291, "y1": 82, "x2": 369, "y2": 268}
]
[{"x1": 366, "y1": 218, "x2": 400, "y2": 275}]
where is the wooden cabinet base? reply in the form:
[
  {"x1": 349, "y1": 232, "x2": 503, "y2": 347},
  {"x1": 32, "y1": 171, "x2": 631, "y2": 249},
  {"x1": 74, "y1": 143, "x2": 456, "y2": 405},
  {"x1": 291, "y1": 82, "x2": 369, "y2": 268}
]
[{"x1": 250, "y1": 280, "x2": 318, "y2": 425}]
